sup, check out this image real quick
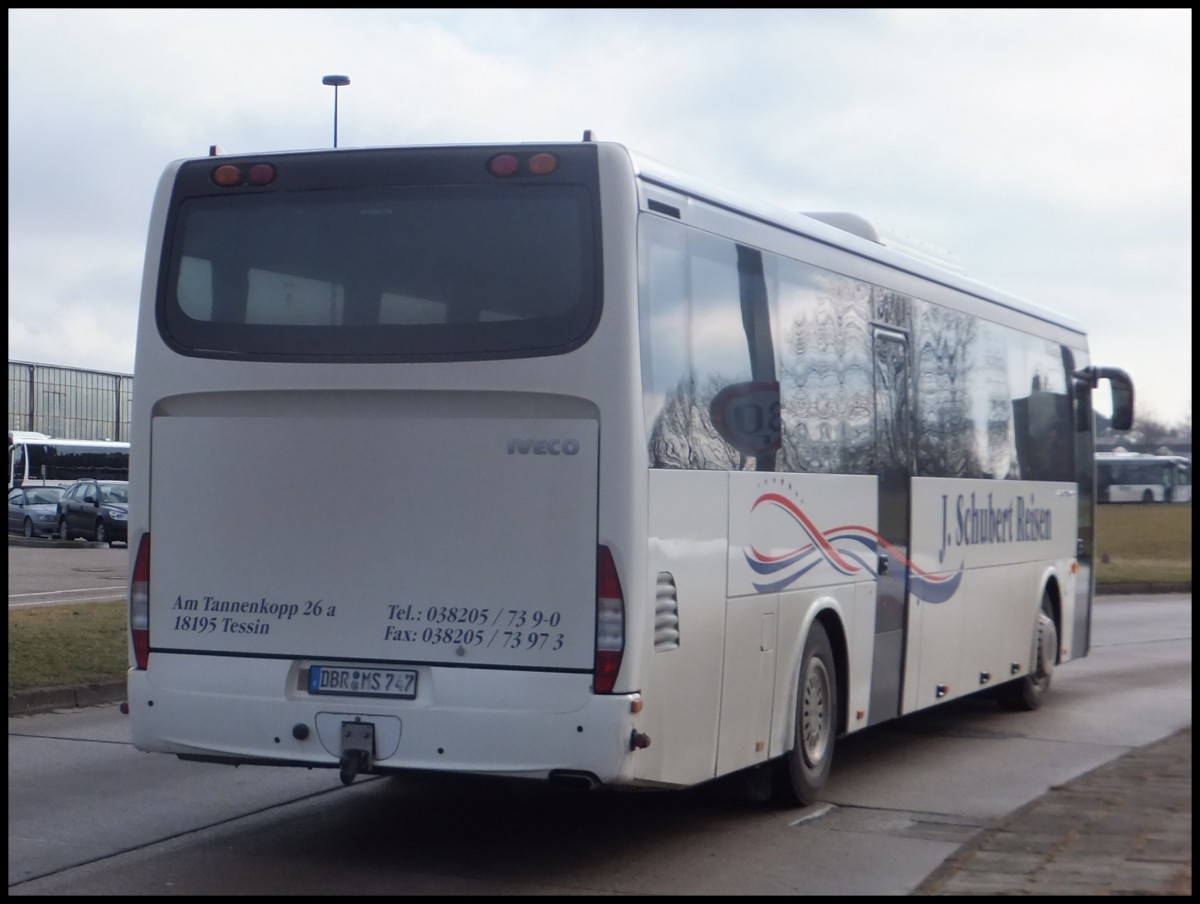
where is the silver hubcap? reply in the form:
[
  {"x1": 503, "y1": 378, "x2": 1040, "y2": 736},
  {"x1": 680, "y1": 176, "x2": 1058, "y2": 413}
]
[{"x1": 801, "y1": 657, "x2": 832, "y2": 766}]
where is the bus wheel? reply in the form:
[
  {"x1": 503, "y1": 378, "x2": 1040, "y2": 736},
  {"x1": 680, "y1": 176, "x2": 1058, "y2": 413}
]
[
  {"x1": 1142, "y1": 489, "x2": 1154, "y2": 503},
  {"x1": 773, "y1": 621, "x2": 837, "y2": 806},
  {"x1": 998, "y1": 594, "x2": 1057, "y2": 712},
  {"x1": 58, "y1": 519, "x2": 71, "y2": 542}
]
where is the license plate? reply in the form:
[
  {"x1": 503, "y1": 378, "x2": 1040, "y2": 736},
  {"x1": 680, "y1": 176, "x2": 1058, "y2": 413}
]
[{"x1": 307, "y1": 665, "x2": 418, "y2": 699}]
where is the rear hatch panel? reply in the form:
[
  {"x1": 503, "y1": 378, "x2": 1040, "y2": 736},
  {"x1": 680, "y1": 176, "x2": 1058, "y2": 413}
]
[{"x1": 149, "y1": 401, "x2": 599, "y2": 673}]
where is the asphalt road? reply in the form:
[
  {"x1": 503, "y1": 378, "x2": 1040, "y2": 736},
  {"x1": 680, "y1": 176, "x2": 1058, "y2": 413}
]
[
  {"x1": 8, "y1": 593, "x2": 1191, "y2": 895},
  {"x1": 7, "y1": 539, "x2": 129, "y2": 607}
]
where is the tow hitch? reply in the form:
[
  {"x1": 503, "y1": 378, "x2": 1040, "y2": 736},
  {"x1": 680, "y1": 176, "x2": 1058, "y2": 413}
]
[{"x1": 339, "y1": 720, "x2": 376, "y2": 785}]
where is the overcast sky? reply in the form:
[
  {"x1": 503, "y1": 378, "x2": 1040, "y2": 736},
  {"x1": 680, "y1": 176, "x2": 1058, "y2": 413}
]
[{"x1": 8, "y1": 8, "x2": 1192, "y2": 426}]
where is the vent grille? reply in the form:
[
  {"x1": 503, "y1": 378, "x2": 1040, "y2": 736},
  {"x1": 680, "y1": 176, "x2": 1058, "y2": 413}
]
[{"x1": 654, "y1": 572, "x2": 680, "y2": 651}]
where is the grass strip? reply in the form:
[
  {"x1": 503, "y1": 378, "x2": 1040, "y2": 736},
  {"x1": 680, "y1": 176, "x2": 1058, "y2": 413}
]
[{"x1": 8, "y1": 599, "x2": 127, "y2": 691}]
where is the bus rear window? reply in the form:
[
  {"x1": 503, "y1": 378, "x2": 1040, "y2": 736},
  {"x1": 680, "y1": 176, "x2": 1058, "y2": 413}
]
[{"x1": 161, "y1": 184, "x2": 599, "y2": 361}]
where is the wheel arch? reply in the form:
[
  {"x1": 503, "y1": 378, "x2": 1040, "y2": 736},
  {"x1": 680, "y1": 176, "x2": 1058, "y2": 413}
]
[
  {"x1": 775, "y1": 600, "x2": 853, "y2": 762},
  {"x1": 769, "y1": 602, "x2": 849, "y2": 806},
  {"x1": 812, "y1": 606, "x2": 850, "y2": 736}
]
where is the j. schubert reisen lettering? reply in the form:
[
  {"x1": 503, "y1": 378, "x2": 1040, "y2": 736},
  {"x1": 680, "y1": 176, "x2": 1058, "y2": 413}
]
[
  {"x1": 938, "y1": 491, "x2": 1053, "y2": 562},
  {"x1": 957, "y1": 492, "x2": 1053, "y2": 543}
]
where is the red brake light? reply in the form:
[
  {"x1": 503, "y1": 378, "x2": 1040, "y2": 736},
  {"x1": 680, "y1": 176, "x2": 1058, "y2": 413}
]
[
  {"x1": 131, "y1": 533, "x2": 151, "y2": 669},
  {"x1": 247, "y1": 163, "x2": 276, "y2": 186},
  {"x1": 487, "y1": 152, "x2": 559, "y2": 178},
  {"x1": 487, "y1": 154, "x2": 520, "y2": 177},
  {"x1": 594, "y1": 545, "x2": 625, "y2": 694},
  {"x1": 211, "y1": 162, "x2": 277, "y2": 187}
]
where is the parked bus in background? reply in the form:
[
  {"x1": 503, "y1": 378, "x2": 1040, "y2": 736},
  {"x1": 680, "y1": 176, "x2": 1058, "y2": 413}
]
[
  {"x1": 7, "y1": 430, "x2": 130, "y2": 490},
  {"x1": 1096, "y1": 451, "x2": 1192, "y2": 503},
  {"x1": 126, "y1": 136, "x2": 1134, "y2": 804}
]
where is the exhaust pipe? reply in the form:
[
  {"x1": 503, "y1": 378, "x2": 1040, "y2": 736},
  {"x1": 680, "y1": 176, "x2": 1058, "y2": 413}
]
[{"x1": 548, "y1": 770, "x2": 601, "y2": 791}]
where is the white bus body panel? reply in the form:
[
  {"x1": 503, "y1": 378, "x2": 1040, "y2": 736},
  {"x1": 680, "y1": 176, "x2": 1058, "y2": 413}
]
[
  {"x1": 1108, "y1": 483, "x2": 1164, "y2": 503},
  {"x1": 904, "y1": 478, "x2": 1078, "y2": 713},
  {"x1": 636, "y1": 470, "x2": 877, "y2": 788},
  {"x1": 638, "y1": 470, "x2": 727, "y2": 786},
  {"x1": 727, "y1": 472, "x2": 878, "y2": 766}
]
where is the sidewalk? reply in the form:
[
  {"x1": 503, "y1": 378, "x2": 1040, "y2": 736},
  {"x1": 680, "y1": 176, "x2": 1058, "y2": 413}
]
[{"x1": 913, "y1": 725, "x2": 1192, "y2": 896}]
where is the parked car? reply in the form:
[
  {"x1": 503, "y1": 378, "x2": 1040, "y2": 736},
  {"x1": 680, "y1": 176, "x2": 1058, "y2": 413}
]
[
  {"x1": 8, "y1": 485, "x2": 66, "y2": 538},
  {"x1": 56, "y1": 479, "x2": 129, "y2": 546}
]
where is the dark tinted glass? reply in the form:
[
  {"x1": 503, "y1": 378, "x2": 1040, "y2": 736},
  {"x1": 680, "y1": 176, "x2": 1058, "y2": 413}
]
[
  {"x1": 23, "y1": 444, "x2": 129, "y2": 483},
  {"x1": 163, "y1": 183, "x2": 599, "y2": 361}
]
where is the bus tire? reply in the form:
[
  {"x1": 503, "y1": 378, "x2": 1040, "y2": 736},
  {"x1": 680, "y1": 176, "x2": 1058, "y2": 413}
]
[
  {"x1": 773, "y1": 621, "x2": 837, "y2": 807},
  {"x1": 1142, "y1": 489, "x2": 1154, "y2": 503},
  {"x1": 997, "y1": 593, "x2": 1057, "y2": 712}
]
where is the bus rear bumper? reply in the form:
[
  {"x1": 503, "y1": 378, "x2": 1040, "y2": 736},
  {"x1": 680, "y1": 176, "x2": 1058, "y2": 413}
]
[{"x1": 126, "y1": 660, "x2": 643, "y2": 786}]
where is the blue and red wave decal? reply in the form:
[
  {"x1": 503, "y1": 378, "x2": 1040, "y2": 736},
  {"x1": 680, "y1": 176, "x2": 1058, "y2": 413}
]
[{"x1": 746, "y1": 492, "x2": 961, "y2": 602}]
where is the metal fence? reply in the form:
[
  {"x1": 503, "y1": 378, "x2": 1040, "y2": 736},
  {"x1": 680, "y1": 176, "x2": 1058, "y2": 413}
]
[{"x1": 8, "y1": 360, "x2": 133, "y2": 442}]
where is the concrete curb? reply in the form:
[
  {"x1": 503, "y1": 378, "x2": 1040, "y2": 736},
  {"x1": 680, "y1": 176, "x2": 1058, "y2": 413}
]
[
  {"x1": 9, "y1": 536, "x2": 121, "y2": 549},
  {"x1": 1097, "y1": 581, "x2": 1191, "y2": 595},
  {"x1": 8, "y1": 681, "x2": 126, "y2": 716}
]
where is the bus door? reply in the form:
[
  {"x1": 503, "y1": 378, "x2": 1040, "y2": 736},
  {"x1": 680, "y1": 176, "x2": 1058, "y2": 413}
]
[{"x1": 869, "y1": 329, "x2": 912, "y2": 724}]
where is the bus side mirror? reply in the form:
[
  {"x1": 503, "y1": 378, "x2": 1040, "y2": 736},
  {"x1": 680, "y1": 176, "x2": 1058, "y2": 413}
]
[{"x1": 1073, "y1": 366, "x2": 1134, "y2": 432}]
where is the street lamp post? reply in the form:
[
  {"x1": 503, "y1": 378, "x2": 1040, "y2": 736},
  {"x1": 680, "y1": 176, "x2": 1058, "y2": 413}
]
[{"x1": 322, "y1": 74, "x2": 350, "y2": 148}]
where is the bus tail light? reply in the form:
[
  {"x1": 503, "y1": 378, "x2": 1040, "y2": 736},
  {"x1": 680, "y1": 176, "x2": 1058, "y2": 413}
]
[
  {"x1": 486, "y1": 151, "x2": 560, "y2": 178},
  {"x1": 131, "y1": 533, "x2": 151, "y2": 669},
  {"x1": 210, "y1": 162, "x2": 277, "y2": 187},
  {"x1": 594, "y1": 545, "x2": 625, "y2": 694}
]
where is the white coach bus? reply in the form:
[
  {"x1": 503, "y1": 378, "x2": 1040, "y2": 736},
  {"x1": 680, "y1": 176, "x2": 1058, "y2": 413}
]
[
  {"x1": 127, "y1": 137, "x2": 1133, "y2": 804},
  {"x1": 1096, "y1": 451, "x2": 1191, "y2": 504},
  {"x1": 8, "y1": 430, "x2": 130, "y2": 490}
]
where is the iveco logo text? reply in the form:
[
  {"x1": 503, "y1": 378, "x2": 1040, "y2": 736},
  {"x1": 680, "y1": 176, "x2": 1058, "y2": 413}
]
[{"x1": 507, "y1": 439, "x2": 580, "y2": 455}]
